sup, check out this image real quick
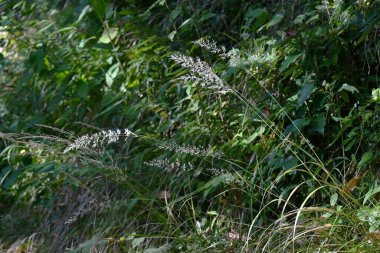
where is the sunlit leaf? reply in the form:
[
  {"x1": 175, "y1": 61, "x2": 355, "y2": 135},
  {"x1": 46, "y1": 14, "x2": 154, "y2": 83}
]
[{"x1": 98, "y1": 27, "x2": 118, "y2": 44}]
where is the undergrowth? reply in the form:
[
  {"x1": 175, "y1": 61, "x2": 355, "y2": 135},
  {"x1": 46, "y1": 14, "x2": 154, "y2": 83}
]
[{"x1": 1, "y1": 0, "x2": 380, "y2": 252}]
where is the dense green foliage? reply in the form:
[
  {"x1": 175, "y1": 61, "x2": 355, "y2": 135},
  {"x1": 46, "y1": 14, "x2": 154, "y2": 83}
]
[{"x1": 1, "y1": 0, "x2": 380, "y2": 252}]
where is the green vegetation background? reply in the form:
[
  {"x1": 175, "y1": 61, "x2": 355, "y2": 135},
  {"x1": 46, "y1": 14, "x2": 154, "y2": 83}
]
[{"x1": 0, "y1": 0, "x2": 379, "y2": 252}]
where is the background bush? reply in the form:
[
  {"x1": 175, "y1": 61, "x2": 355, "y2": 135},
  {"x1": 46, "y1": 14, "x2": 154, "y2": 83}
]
[{"x1": 0, "y1": 0, "x2": 379, "y2": 252}]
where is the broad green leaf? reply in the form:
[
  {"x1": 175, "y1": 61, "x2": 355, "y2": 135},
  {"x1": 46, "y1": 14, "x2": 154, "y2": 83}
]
[
  {"x1": 0, "y1": 166, "x2": 12, "y2": 187},
  {"x1": 76, "y1": 82, "x2": 89, "y2": 98},
  {"x1": 98, "y1": 27, "x2": 118, "y2": 44},
  {"x1": 356, "y1": 15, "x2": 380, "y2": 46},
  {"x1": 245, "y1": 8, "x2": 267, "y2": 21},
  {"x1": 372, "y1": 88, "x2": 380, "y2": 102},
  {"x1": 168, "y1": 30, "x2": 176, "y2": 41},
  {"x1": 283, "y1": 118, "x2": 311, "y2": 136},
  {"x1": 170, "y1": 6, "x2": 182, "y2": 20},
  {"x1": 294, "y1": 14, "x2": 305, "y2": 24},
  {"x1": 363, "y1": 185, "x2": 380, "y2": 205},
  {"x1": 199, "y1": 12, "x2": 216, "y2": 22},
  {"x1": 241, "y1": 126, "x2": 265, "y2": 145},
  {"x1": 207, "y1": 210, "x2": 218, "y2": 216},
  {"x1": 283, "y1": 156, "x2": 297, "y2": 170},
  {"x1": 89, "y1": 0, "x2": 108, "y2": 18},
  {"x1": 266, "y1": 13, "x2": 283, "y2": 28},
  {"x1": 297, "y1": 82, "x2": 314, "y2": 108},
  {"x1": 338, "y1": 83, "x2": 358, "y2": 93},
  {"x1": 179, "y1": 18, "x2": 192, "y2": 30},
  {"x1": 330, "y1": 193, "x2": 338, "y2": 206},
  {"x1": 132, "y1": 237, "x2": 145, "y2": 248},
  {"x1": 306, "y1": 14, "x2": 319, "y2": 24},
  {"x1": 144, "y1": 0, "x2": 166, "y2": 14},
  {"x1": 29, "y1": 45, "x2": 45, "y2": 73},
  {"x1": 280, "y1": 53, "x2": 302, "y2": 72},
  {"x1": 145, "y1": 245, "x2": 171, "y2": 253},
  {"x1": 358, "y1": 151, "x2": 374, "y2": 168},
  {"x1": 105, "y1": 63, "x2": 120, "y2": 86},
  {"x1": 309, "y1": 113, "x2": 326, "y2": 135},
  {"x1": 77, "y1": 5, "x2": 91, "y2": 23}
]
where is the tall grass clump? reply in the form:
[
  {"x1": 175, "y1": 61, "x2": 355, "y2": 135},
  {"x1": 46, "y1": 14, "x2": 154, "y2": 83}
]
[{"x1": 1, "y1": 0, "x2": 380, "y2": 252}]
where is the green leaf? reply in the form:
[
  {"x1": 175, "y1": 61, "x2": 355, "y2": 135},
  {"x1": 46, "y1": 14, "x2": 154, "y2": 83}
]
[
  {"x1": 168, "y1": 30, "x2": 176, "y2": 41},
  {"x1": 297, "y1": 82, "x2": 314, "y2": 108},
  {"x1": 358, "y1": 151, "x2": 374, "y2": 169},
  {"x1": 170, "y1": 6, "x2": 182, "y2": 21},
  {"x1": 199, "y1": 12, "x2": 216, "y2": 22},
  {"x1": 207, "y1": 210, "x2": 218, "y2": 216},
  {"x1": 76, "y1": 5, "x2": 91, "y2": 23},
  {"x1": 1, "y1": 167, "x2": 21, "y2": 189},
  {"x1": 76, "y1": 82, "x2": 89, "y2": 98},
  {"x1": 363, "y1": 185, "x2": 380, "y2": 205},
  {"x1": 145, "y1": 245, "x2": 171, "y2": 253},
  {"x1": 98, "y1": 27, "x2": 118, "y2": 44},
  {"x1": 356, "y1": 15, "x2": 380, "y2": 46},
  {"x1": 283, "y1": 156, "x2": 298, "y2": 170},
  {"x1": 266, "y1": 13, "x2": 283, "y2": 28},
  {"x1": 279, "y1": 53, "x2": 302, "y2": 72},
  {"x1": 105, "y1": 63, "x2": 120, "y2": 86},
  {"x1": 29, "y1": 45, "x2": 45, "y2": 73},
  {"x1": 132, "y1": 237, "x2": 145, "y2": 248},
  {"x1": 330, "y1": 193, "x2": 338, "y2": 206},
  {"x1": 179, "y1": 18, "x2": 192, "y2": 30},
  {"x1": 144, "y1": 0, "x2": 166, "y2": 15},
  {"x1": 241, "y1": 126, "x2": 265, "y2": 145},
  {"x1": 89, "y1": 0, "x2": 108, "y2": 18},
  {"x1": 338, "y1": 83, "x2": 358, "y2": 93},
  {"x1": 0, "y1": 166, "x2": 12, "y2": 187},
  {"x1": 372, "y1": 88, "x2": 380, "y2": 102},
  {"x1": 245, "y1": 8, "x2": 267, "y2": 21},
  {"x1": 294, "y1": 14, "x2": 305, "y2": 24},
  {"x1": 283, "y1": 118, "x2": 311, "y2": 136},
  {"x1": 309, "y1": 113, "x2": 326, "y2": 135}
]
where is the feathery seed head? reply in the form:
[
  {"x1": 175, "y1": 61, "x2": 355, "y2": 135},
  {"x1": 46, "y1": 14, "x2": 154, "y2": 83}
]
[
  {"x1": 145, "y1": 158, "x2": 193, "y2": 174},
  {"x1": 193, "y1": 38, "x2": 228, "y2": 59},
  {"x1": 64, "y1": 128, "x2": 136, "y2": 153},
  {"x1": 158, "y1": 142, "x2": 223, "y2": 159},
  {"x1": 170, "y1": 53, "x2": 230, "y2": 94}
]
